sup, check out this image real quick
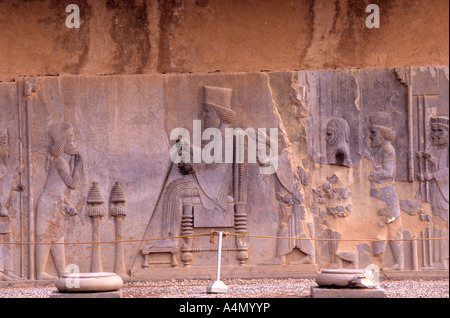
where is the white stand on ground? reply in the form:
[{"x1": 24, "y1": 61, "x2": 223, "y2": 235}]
[{"x1": 206, "y1": 231, "x2": 229, "y2": 294}]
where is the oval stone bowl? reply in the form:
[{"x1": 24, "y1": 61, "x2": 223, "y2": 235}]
[{"x1": 55, "y1": 272, "x2": 124, "y2": 293}]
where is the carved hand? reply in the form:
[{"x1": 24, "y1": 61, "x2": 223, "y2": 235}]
[
  {"x1": 178, "y1": 162, "x2": 194, "y2": 175},
  {"x1": 292, "y1": 194, "x2": 302, "y2": 204},
  {"x1": 257, "y1": 159, "x2": 271, "y2": 167},
  {"x1": 13, "y1": 182, "x2": 25, "y2": 192},
  {"x1": 369, "y1": 170, "x2": 382, "y2": 183},
  {"x1": 13, "y1": 164, "x2": 24, "y2": 178},
  {"x1": 417, "y1": 172, "x2": 434, "y2": 182},
  {"x1": 282, "y1": 194, "x2": 292, "y2": 204},
  {"x1": 176, "y1": 137, "x2": 190, "y2": 157},
  {"x1": 0, "y1": 205, "x2": 8, "y2": 217},
  {"x1": 416, "y1": 151, "x2": 433, "y2": 160},
  {"x1": 65, "y1": 205, "x2": 78, "y2": 217},
  {"x1": 74, "y1": 153, "x2": 83, "y2": 165}
]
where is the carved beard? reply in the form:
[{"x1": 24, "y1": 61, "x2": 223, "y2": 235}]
[
  {"x1": 370, "y1": 136, "x2": 384, "y2": 148},
  {"x1": 0, "y1": 147, "x2": 8, "y2": 158},
  {"x1": 203, "y1": 113, "x2": 220, "y2": 130},
  {"x1": 65, "y1": 140, "x2": 78, "y2": 156},
  {"x1": 202, "y1": 111, "x2": 220, "y2": 149},
  {"x1": 0, "y1": 136, "x2": 9, "y2": 158},
  {"x1": 370, "y1": 130, "x2": 385, "y2": 148}
]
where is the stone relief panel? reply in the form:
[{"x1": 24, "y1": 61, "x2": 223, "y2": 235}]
[
  {"x1": 0, "y1": 82, "x2": 24, "y2": 281},
  {"x1": 298, "y1": 70, "x2": 365, "y2": 168},
  {"x1": 392, "y1": 66, "x2": 449, "y2": 270},
  {"x1": 0, "y1": 128, "x2": 24, "y2": 281},
  {"x1": 293, "y1": 66, "x2": 448, "y2": 272},
  {"x1": 0, "y1": 66, "x2": 447, "y2": 281},
  {"x1": 139, "y1": 85, "x2": 248, "y2": 268},
  {"x1": 26, "y1": 75, "x2": 169, "y2": 279}
]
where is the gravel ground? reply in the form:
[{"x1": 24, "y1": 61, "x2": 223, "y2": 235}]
[{"x1": 0, "y1": 278, "x2": 448, "y2": 298}]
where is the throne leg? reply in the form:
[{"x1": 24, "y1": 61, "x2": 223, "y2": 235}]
[
  {"x1": 181, "y1": 204, "x2": 194, "y2": 266},
  {"x1": 234, "y1": 202, "x2": 248, "y2": 265}
]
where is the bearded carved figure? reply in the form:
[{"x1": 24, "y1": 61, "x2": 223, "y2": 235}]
[{"x1": 35, "y1": 122, "x2": 83, "y2": 280}]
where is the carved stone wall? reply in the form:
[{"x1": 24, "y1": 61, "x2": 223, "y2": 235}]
[{"x1": 0, "y1": 66, "x2": 448, "y2": 281}]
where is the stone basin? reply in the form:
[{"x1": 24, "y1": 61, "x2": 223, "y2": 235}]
[
  {"x1": 55, "y1": 272, "x2": 124, "y2": 293},
  {"x1": 315, "y1": 268, "x2": 377, "y2": 288}
]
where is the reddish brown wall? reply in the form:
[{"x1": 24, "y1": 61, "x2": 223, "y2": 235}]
[{"x1": 0, "y1": 0, "x2": 448, "y2": 81}]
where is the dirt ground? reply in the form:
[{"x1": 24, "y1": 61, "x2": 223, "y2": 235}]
[{"x1": 0, "y1": 278, "x2": 448, "y2": 298}]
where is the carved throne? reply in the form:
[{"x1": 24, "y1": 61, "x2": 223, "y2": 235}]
[
  {"x1": 141, "y1": 159, "x2": 248, "y2": 268},
  {"x1": 141, "y1": 86, "x2": 249, "y2": 268}
]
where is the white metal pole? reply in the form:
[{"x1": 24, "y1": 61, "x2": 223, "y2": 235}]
[
  {"x1": 216, "y1": 231, "x2": 223, "y2": 281},
  {"x1": 206, "y1": 231, "x2": 228, "y2": 293}
]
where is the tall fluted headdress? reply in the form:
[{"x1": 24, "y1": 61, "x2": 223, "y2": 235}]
[
  {"x1": 203, "y1": 86, "x2": 236, "y2": 125},
  {"x1": 431, "y1": 116, "x2": 449, "y2": 130}
]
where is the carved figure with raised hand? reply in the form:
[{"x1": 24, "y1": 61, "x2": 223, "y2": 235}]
[
  {"x1": 367, "y1": 112, "x2": 403, "y2": 271},
  {"x1": 35, "y1": 122, "x2": 83, "y2": 280},
  {"x1": 0, "y1": 129, "x2": 25, "y2": 281}
]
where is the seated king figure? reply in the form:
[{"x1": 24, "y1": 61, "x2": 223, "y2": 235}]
[{"x1": 150, "y1": 86, "x2": 237, "y2": 253}]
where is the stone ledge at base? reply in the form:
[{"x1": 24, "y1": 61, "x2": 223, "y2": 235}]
[
  {"x1": 50, "y1": 290, "x2": 122, "y2": 298},
  {"x1": 380, "y1": 269, "x2": 449, "y2": 280},
  {"x1": 131, "y1": 264, "x2": 318, "y2": 280},
  {"x1": 0, "y1": 280, "x2": 57, "y2": 288},
  {"x1": 310, "y1": 285, "x2": 385, "y2": 298}
]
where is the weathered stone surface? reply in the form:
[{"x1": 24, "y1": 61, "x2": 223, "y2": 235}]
[
  {"x1": 310, "y1": 285, "x2": 385, "y2": 298},
  {"x1": 0, "y1": 0, "x2": 448, "y2": 82},
  {"x1": 315, "y1": 269, "x2": 377, "y2": 288},
  {"x1": 0, "y1": 66, "x2": 448, "y2": 283},
  {"x1": 131, "y1": 264, "x2": 318, "y2": 281},
  {"x1": 50, "y1": 290, "x2": 122, "y2": 298}
]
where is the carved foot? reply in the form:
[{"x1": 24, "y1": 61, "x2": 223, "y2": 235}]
[
  {"x1": 289, "y1": 255, "x2": 313, "y2": 265},
  {"x1": 0, "y1": 272, "x2": 13, "y2": 281},
  {"x1": 383, "y1": 263, "x2": 404, "y2": 271},
  {"x1": 4, "y1": 270, "x2": 26, "y2": 280},
  {"x1": 37, "y1": 272, "x2": 58, "y2": 280},
  {"x1": 260, "y1": 256, "x2": 285, "y2": 265}
]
